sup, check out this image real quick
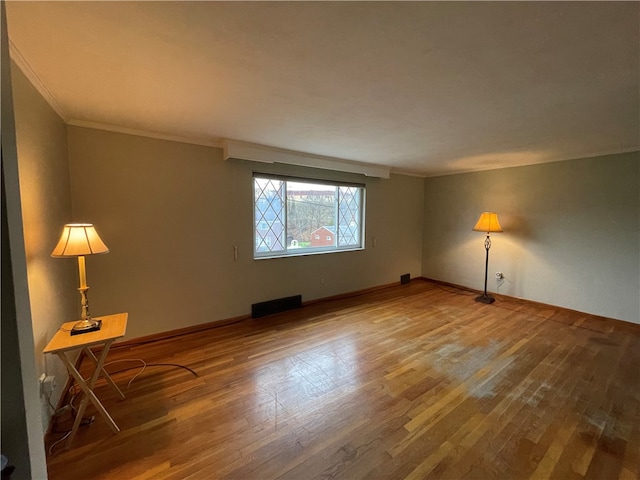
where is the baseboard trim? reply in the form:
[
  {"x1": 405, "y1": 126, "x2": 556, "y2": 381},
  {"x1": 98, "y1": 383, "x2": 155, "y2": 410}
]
[
  {"x1": 303, "y1": 280, "x2": 403, "y2": 307},
  {"x1": 112, "y1": 279, "x2": 413, "y2": 350},
  {"x1": 110, "y1": 313, "x2": 252, "y2": 351},
  {"x1": 418, "y1": 277, "x2": 479, "y2": 294},
  {"x1": 419, "y1": 276, "x2": 640, "y2": 332},
  {"x1": 110, "y1": 276, "x2": 639, "y2": 351}
]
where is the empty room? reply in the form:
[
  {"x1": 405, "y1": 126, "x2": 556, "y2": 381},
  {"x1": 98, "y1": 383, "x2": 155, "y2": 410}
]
[{"x1": 2, "y1": 2, "x2": 639, "y2": 479}]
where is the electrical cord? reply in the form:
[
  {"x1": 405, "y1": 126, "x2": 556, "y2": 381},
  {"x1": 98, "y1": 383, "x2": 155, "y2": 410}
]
[
  {"x1": 109, "y1": 319, "x2": 247, "y2": 351},
  {"x1": 103, "y1": 359, "x2": 199, "y2": 387},
  {"x1": 48, "y1": 431, "x2": 72, "y2": 455},
  {"x1": 47, "y1": 359, "x2": 197, "y2": 456},
  {"x1": 104, "y1": 358, "x2": 147, "y2": 390},
  {"x1": 48, "y1": 415, "x2": 95, "y2": 455},
  {"x1": 45, "y1": 388, "x2": 57, "y2": 412}
]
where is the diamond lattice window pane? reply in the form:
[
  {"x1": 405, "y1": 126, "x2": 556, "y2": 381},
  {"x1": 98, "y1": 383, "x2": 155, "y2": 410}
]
[
  {"x1": 254, "y1": 178, "x2": 286, "y2": 254},
  {"x1": 338, "y1": 186, "x2": 361, "y2": 247}
]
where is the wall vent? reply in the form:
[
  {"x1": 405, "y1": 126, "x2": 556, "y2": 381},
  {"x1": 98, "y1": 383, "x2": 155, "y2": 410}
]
[
  {"x1": 400, "y1": 274, "x2": 411, "y2": 285},
  {"x1": 251, "y1": 295, "x2": 302, "y2": 318}
]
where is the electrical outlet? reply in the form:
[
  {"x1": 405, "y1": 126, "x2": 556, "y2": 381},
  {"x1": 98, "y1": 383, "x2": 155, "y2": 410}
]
[{"x1": 40, "y1": 374, "x2": 56, "y2": 396}]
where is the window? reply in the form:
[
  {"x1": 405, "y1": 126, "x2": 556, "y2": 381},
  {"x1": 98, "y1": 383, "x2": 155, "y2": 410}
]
[{"x1": 253, "y1": 174, "x2": 365, "y2": 258}]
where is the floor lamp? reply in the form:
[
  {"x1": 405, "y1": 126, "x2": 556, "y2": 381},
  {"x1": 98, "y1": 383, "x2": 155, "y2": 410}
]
[
  {"x1": 51, "y1": 223, "x2": 109, "y2": 334},
  {"x1": 473, "y1": 212, "x2": 502, "y2": 304}
]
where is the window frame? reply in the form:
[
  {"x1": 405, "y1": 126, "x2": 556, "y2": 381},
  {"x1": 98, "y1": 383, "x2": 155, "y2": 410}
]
[{"x1": 253, "y1": 173, "x2": 366, "y2": 259}]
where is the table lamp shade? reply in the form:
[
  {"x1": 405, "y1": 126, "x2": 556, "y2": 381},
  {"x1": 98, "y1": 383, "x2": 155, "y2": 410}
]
[
  {"x1": 472, "y1": 212, "x2": 503, "y2": 233},
  {"x1": 51, "y1": 224, "x2": 109, "y2": 257}
]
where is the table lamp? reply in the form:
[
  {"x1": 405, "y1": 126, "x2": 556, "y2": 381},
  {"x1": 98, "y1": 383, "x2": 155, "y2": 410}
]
[
  {"x1": 473, "y1": 212, "x2": 503, "y2": 304},
  {"x1": 51, "y1": 223, "x2": 109, "y2": 334}
]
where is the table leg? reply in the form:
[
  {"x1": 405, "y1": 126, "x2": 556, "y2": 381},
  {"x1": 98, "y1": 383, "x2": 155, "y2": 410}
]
[
  {"x1": 67, "y1": 384, "x2": 91, "y2": 448},
  {"x1": 57, "y1": 344, "x2": 121, "y2": 448},
  {"x1": 84, "y1": 347, "x2": 125, "y2": 399}
]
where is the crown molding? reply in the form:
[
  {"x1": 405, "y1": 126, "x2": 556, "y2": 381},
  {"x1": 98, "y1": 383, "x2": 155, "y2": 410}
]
[
  {"x1": 389, "y1": 168, "x2": 427, "y2": 178},
  {"x1": 67, "y1": 120, "x2": 225, "y2": 148},
  {"x1": 223, "y1": 139, "x2": 391, "y2": 179},
  {"x1": 8, "y1": 41, "x2": 223, "y2": 150},
  {"x1": 9, "y1": 39, "x2": 68, "y2": 122}
]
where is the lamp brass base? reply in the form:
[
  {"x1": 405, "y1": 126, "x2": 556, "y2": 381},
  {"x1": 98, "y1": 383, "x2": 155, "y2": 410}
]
[
  {"x1": 70, "y1": 319, "x2": 102, "y2": 335},
  {"x1": 475, "y1": 294, "x2": 496, "y2": 304}
]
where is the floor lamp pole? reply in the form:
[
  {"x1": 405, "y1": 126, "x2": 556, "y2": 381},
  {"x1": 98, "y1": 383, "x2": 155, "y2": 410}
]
[{"x1": 476, "y1": 234, "x2": 495, "y2": 304}]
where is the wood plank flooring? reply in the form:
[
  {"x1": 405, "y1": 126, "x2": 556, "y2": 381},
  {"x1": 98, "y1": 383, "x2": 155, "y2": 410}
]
[{"x1": 45, "y1": 279, "x2": 640, "y2": 479}]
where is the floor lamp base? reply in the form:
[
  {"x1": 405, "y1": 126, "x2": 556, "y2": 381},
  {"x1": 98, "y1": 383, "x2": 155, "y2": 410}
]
[{"x1": 475, "y1": 294, "x2": 496, "y2": 304}]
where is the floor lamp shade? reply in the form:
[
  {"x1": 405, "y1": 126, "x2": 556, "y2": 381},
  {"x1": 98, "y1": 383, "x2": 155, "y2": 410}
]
[
  {"x1": 473, "y1": 212, "x2": 503, "y2": 233},
  {"x1": 51, "y1": 224, "x2": 109, "y2": 334},
  {"x1": 473, "y1": 212, "x2": 502, "y2": 304}
]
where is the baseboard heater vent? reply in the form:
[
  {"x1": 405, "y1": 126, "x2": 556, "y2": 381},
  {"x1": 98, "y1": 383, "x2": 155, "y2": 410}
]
[
  {"x1": 401, "y1": 273, "x2": 411, "y2": 285},
  {"x1": 251, "y1": 295, "x2": 302, "y2": 318}
]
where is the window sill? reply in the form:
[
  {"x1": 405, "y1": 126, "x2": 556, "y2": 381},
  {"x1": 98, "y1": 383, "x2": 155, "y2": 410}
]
[{"x1": 254, "y1": 246, "x2": 364, "y2": 260}]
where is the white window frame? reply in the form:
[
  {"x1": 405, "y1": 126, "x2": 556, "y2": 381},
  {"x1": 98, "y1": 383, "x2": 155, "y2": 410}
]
[{"x1": 253, "y1": 173, "x2": 365, "y2": 259}]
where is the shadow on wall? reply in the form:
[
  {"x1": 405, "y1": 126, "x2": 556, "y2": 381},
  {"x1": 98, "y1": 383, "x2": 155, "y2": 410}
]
[{"x1": 500, "y1": 214, "x2": 534, "y2": 241}]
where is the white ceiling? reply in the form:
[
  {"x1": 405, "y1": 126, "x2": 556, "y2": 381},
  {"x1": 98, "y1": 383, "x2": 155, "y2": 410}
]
[{"x1": 6, "y1": 1, "x2": 639, "y2": 177}]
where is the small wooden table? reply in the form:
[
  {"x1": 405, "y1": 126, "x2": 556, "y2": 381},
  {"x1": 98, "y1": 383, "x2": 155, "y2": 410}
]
[{"x1": 44, "y1": 312, "x2": 128, "y2": 448}]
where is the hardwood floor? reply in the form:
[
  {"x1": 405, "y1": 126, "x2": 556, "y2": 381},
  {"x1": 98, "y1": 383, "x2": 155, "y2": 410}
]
[{"x1": 45, "y1": 279, "x2": 640, "y2": 479}]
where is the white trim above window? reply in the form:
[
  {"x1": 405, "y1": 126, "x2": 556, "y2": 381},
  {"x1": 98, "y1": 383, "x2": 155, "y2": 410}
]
[{"x1": 225, "y1": 139, "x2": 390, "y2": 178}]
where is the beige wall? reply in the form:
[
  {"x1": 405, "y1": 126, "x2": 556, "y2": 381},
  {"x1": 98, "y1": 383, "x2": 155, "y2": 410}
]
[
  {"x1": 11, "y1": 63, "x2": 79, "y2": 431},
  {"x1": 11, "y1": 64, "x2": 79, "y2": 427},
  {"x1": 67, "y1": 126, "x2": 425, "y2": 339},
  {"x1": 422, "y1": 152, "x2": 640, "y2": 323}
]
